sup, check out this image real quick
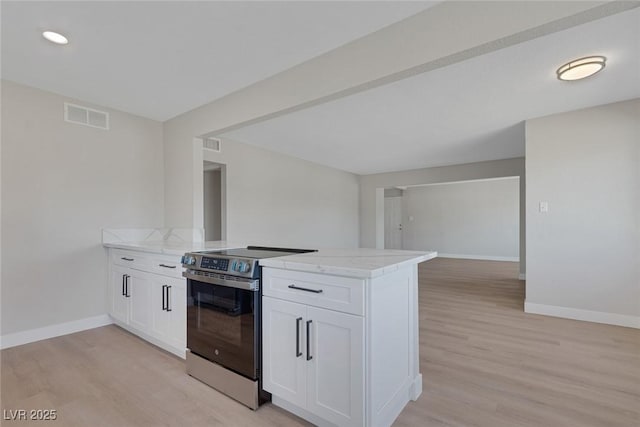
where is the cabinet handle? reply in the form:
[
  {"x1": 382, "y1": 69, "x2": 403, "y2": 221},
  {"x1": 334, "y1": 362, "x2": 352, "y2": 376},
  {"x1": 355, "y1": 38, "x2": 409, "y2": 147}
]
[
  {"x1": 121, "y1": 257, "x2": 134, "y2": 261},
  {"x1": 158, "y1": 264, "x2": 176, "y2": 269},
  {"x1": 162, "y1": 285, "x2": 167, "y2": 311},
  {"x1": 306, "y1": 320, "x2": 313, "y2": 361},
  {"x1": 166, "y1": 286, "x2": 172, "y2": 312},
  {"x1": 296, "y1": 317, "x2": 303, "y2": 357},
  {"x1": 125, "y1": 275, "x2": 131, "y2": 297},
  {"x1": 288, "y1": 285, "x2": 323, "y2": 294},
  {"x1": 122, "y1": 274, "x2": 126, "y2": 296}
]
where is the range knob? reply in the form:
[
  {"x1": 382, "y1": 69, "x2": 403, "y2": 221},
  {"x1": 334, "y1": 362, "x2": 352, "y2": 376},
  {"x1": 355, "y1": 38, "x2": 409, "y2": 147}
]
[
  {"x1": 240, "y1": 261, "x2": 251, "y2": 273},
  {"x1": 231, "y1": 260, "x2": 251, "y2": 273}
]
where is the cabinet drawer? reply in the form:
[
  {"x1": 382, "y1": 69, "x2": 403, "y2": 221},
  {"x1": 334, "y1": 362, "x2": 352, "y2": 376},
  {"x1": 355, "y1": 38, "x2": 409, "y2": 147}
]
[
  {"x1": 150, "y1": 254, "x2": 183, "y2": 278},
  {"x1": 263, "y1": 268, "x2": 364, "y2": 316},
  {"x1": 112, "y1": 249, "x2": 151, "y2": 270},
  {"x1": 112, "y1": 250, "x2": 182, "y2": 278}
]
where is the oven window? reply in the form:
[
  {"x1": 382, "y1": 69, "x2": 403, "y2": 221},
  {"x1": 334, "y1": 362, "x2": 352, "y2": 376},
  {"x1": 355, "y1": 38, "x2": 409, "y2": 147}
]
[{"x1": 187, "y1": 280, "x2": 258, "y2": 379}]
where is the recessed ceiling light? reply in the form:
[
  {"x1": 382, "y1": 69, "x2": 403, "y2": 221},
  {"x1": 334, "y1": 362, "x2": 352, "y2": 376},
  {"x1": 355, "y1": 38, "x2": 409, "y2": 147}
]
[
  {"x1": 42, "y1": 31, "x2": 68, "y2": 45},
  {"x1": 556, "y1": 56, "x2": 606, "y2": 81}
]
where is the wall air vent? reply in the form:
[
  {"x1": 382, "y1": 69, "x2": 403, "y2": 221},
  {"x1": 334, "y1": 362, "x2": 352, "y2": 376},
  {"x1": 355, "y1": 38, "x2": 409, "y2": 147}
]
[
  {"x1": 202, "y1": 137, "x2": 222, "y2": 152},
  {"x1": 64, "y1": 103, "x2": 109, "y2": 130}
]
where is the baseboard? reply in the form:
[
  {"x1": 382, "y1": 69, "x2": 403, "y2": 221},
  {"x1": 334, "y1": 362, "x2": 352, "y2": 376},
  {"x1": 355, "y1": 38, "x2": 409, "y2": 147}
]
[
  {"x1": 518, "y1": 273, "x2": 526, "y2": 280},
  {"x1": 524, "y1": 302, "x2": 640, "y2": 329},
  {"x1": 410, "y1": 374, "x2": 423, "y2": 401},
  {"x1": 438, "y1": 253, "x2": 519, "y2": 262},
  {"x1": 0, "y1": 314, "x2": 113, "y2": 350}
]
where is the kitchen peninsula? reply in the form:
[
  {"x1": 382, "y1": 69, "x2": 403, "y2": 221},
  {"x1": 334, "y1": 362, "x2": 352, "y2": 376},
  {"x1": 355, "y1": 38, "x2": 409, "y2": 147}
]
[
  {"x1": 103, "y1": 232, "x2": 435, "y2": 427},
  {"x1": 260, "y1": 248, "x2": 437, "y2": 427}
]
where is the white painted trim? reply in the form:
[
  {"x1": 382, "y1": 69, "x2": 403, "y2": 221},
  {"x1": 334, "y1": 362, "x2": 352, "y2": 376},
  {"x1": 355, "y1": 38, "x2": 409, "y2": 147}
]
[
  {"x1": 403, "y1": 175, "x2": 520, "y2": 189},
  {"x1": 525, "y1": 302, "x2": 640, "y2": 329},
  {"x1": 438, "y1": 253, "x2": 519, "y2": 262},
  {"x1": 410, "y1": 374, "x2": 423, "y2": 401},
  {"x1": 0, "y1": 314, "x2": 113, "y2": 350},
  {"x1": 375, "y1": 187, "x2": 385, "y2": 249},
  {"x1": 518, "y1": 273, "x2": 526, "y2": 280}
]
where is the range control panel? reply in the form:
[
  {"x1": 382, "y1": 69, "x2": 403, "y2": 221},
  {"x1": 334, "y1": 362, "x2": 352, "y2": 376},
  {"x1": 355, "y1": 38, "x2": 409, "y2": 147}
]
[
  {"x1": 200, "y1": 257, "x2": 229, "y2": 272},
  {"x1": 181, "y1": 254, "x2": 256, "y2": 278}
]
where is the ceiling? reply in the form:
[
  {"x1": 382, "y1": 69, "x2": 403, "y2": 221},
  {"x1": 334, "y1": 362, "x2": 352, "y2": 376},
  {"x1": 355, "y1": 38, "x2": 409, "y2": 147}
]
[
  {"x1": 2, "y1": 2, "x2": 639, "y2": 176},
  {"x1": 1, "y1": 1, "x2": 435, "y2": 121},
  {"x1": 222, "y1": 7, "x2": 640, "y2": 175}
]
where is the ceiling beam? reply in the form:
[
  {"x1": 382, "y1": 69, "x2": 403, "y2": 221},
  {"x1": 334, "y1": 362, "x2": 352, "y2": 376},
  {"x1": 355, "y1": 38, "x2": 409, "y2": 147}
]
[{"x1": 165, "y1": 1, "x2": 637, "y2": 137}]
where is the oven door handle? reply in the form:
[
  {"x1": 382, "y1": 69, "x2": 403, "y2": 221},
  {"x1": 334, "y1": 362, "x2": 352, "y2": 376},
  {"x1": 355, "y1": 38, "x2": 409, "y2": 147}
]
[{"x1": 182, "y1": 270, "x2": 259, "y2": 291}]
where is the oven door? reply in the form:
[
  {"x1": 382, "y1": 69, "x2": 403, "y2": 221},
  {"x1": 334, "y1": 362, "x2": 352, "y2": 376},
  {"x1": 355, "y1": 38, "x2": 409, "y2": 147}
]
[{"x1": 185, "y1": 273, "x2": 260, "y2": 380}]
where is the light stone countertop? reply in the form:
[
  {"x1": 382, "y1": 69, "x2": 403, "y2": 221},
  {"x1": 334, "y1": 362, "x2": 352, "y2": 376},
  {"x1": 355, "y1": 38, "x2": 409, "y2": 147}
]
[
  {"x1": 103, "y1": 240, "x2": 244, "y2": 256},
  {"x1": 259, "y1": 248, "x2": 437, "y2": 279}
]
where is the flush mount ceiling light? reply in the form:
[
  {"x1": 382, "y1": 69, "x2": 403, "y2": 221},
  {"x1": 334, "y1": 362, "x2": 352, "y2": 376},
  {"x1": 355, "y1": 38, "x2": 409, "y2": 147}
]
[
  {"x1": 42, "y1": 30, "x2": 68, "y2": 45},
  {"x1": 556, "y1": 56, "x2": 606, "y2": 81}
]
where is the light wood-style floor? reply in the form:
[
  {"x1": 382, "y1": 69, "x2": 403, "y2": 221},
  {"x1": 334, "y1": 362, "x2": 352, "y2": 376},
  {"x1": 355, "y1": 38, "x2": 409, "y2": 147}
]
[{"x1": 2, "y1": 258, "x2": 639, "y2": 426}]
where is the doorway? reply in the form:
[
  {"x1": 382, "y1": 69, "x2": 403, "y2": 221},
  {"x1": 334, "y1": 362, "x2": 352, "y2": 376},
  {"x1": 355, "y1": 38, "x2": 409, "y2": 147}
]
[
  {"x1": 377, "y1": 177, "x2": 521, "y2": 268},
  {"x1": 384, "y1": 195, "x2": 403, "y2": 249},
  {"x1": 203, "y1": 161, "x2": 224, "y2": 241}
]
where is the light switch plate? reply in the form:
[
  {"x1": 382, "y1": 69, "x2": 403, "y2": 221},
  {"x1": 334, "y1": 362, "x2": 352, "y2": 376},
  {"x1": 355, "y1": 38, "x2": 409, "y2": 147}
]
[{"x1": 539, "y1": 201, "x2": 549, "y2": 213}]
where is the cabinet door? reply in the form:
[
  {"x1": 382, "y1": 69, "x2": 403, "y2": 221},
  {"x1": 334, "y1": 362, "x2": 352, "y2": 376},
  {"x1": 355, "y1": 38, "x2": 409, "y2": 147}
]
[
  {"x1": 306, "y1": 307, "x2": 364, "y2": 427},
  {"x1": 150, "y1": 278, "x2": 170, "y2": 340},
  {"x1": 128, "y1": 271, "x2": 153, "y2": 332},
  {"x1": 166, "y1": 278, "x2": 186, "y2": 351},
  {"x1": 110, "y1": 266, "x2": 129, "y2": 324},
  {"x1": 262, "y1": 296, "x2": 307, "y2": 408}
]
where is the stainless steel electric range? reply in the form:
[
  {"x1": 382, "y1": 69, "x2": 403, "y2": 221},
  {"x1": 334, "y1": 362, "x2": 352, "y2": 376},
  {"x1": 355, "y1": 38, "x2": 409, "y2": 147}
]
[{"x1": 181, "y1": 246, "x2": 315, "y2": 409}]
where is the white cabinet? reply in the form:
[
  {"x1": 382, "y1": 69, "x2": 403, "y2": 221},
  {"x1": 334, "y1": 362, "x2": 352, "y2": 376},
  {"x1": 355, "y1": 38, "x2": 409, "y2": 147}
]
[
  {"x1": 109, "y1": 265, "x2": 153, "y2": 334},
  {"x1": 128, "y1": 270, "x2": 153, "y2": 332},
  {"x1": 306, "y1": 305, "x2": 364, "y2": 426},
  {"x1": 263, "y1": 296, "x2": 364, "y2": 427},
  {"x1": 263, "y1": 266, "x2": 421, "y2": 427},
  {"x1": 110, "y1": 266, "x2": 129, "y2": 324},
  {"x1": 109, "y1": 266, "x2": 153, "y2": 331},
  {"x1": 262, "y1": 297, "x2": 307, "y2": 408},
  {"x1": 108, "y1": 249, "x2": 186, "y2": 358},
  {"x1": 150, "y1": 276, "x2": 186, "y2": 351}
]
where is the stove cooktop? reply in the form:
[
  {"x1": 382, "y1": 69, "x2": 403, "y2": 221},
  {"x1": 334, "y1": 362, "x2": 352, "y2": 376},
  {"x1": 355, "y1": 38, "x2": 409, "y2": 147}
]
[
  {"x1": 197, "y1": 246, "x2": 316, "y2": 259},
  {"x1": 182, "y1": 246, "x2": 316, "y2": 278}
]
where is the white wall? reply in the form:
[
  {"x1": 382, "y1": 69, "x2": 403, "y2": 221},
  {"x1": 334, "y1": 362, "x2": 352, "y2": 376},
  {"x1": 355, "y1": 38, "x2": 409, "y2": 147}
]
[
  {"x1": 525, "y1": 98, "x2": 639, "y2": 327},
  {"x1": 1, "y1": 81, "x2": 164, "y2": 336},
  {"x1": 360, "y1": 157, "x2": 526, "y2": 274},
  {"x1": 402, "y1": 178, "x2": 519, "y2": 260},
  {"x1": 159, "y1": 3, "x2": 608, "y2": 241},
  {"x1": 204, "y1": 139, "x2": 360, "y2": 248},
  {"x1": 164, "y1": 114, "x2": 359, "y2": 248}
]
